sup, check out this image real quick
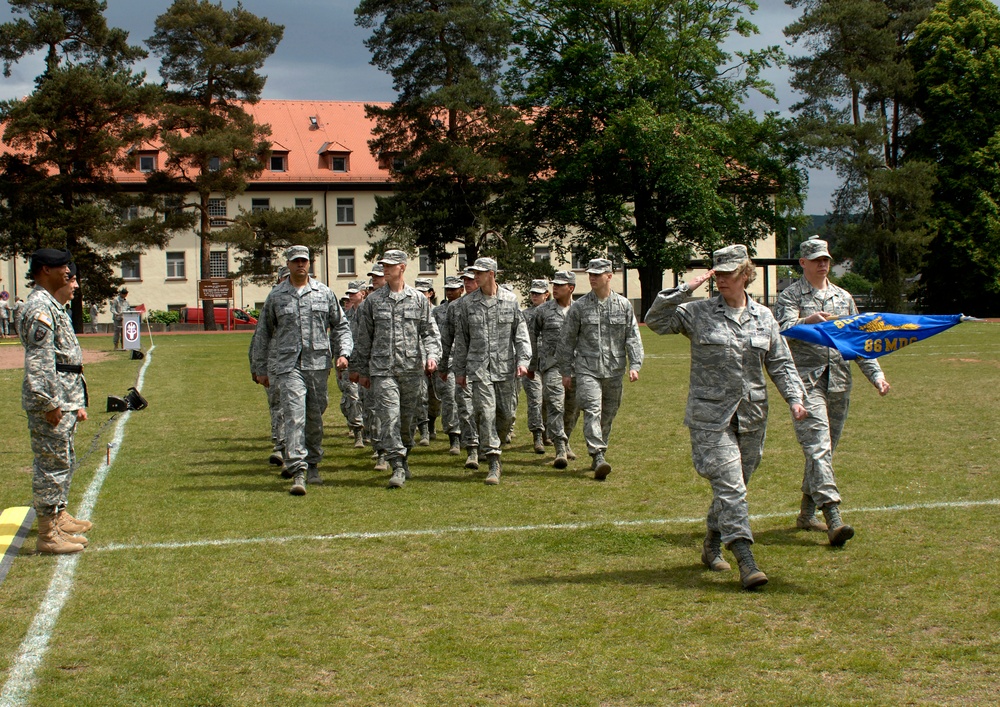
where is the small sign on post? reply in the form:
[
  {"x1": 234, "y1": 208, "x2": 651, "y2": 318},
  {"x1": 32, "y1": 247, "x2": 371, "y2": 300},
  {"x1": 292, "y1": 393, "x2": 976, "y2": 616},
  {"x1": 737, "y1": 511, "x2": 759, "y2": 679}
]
[
  {"x1": 198, "y1": 279, "x2": 234, "y2": 301},
  {"x1": 122, "y1": 310, "x2": 142, "y2": 351}
]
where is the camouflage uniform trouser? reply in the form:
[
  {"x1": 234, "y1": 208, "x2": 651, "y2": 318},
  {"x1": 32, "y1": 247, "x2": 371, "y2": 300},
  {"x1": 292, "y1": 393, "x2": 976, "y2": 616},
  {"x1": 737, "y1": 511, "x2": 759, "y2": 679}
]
[
  {"x1": 337, "y1": 371, "x2": 363, "y2": 431},
  {"x1": 540, "y1": 369, "x2": 578, "y2": 443},
  {"x1": 277, "y1": 368, "x2": 330, "y2": 476},
  {"x1": 470, "y1": 378, "x2": 518, "y2": 456},
  {"x1": 28, "y1": 411, "x2": 78, "y2": 516},
  {"x1": 457, "y1": 382, "x2": 478, "y2": 449},
  {"x1": 521, "y1": 373, "x2": 545, "y2": 433},
  {"x1": 372, "y1": 374, "x2": 424, "y2": 463},
  {"x1": 792, "y1": 379, "x2": 849, "y2": 508},
  {"x1": 690, "y1": 422, "x2": 767, "y2": 546},
  {"x1": 266, "y1": 377, "x2": 285, "y2": 454},
  {"x1": 113, "y1": 322, "x2": 123, "y2": 349},
  {"x1": 417, "y1": 374, "x2": 440, "y2": 427},
  {"x1": 433, "y1": 371, "x2": 460, "y2": 435},
  {"x1": 362, "y1": 380, "x2": 382, "y2": 451},
  {"x1": 575, "y1": 373, "x2": 624, "y2": 455}
]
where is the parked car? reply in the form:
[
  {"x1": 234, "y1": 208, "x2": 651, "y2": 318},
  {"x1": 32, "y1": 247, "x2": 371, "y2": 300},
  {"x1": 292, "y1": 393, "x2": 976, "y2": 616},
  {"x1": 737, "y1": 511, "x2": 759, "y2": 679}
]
[{"x1": 181, "y1": 307, "x2": 258, "y2": 330}]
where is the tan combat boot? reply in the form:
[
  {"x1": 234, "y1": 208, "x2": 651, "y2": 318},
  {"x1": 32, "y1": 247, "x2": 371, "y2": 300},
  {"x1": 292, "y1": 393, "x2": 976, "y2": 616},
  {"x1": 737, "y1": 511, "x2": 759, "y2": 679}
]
[
  {"x1": 796, "y1": 494, "x2": 828, "y2": 531},
  {"x1": 701, "y1": 530, "x2": 731, "y2": 571},
  {"x1": 58, "y1": 509, "x2": 93, "y2": 533},
  {"x1": 822, "y1": 503, "x2": 855, "y2": 547},
  {"x1": 54, "y1": 510, "x2": 89, "y2": 546},
  {"x1": 728, "y1": 539, "x2": 767, "y2": 590},
  {"x1": 36, "y1": 514, "x2": 85, "y2": 555}
]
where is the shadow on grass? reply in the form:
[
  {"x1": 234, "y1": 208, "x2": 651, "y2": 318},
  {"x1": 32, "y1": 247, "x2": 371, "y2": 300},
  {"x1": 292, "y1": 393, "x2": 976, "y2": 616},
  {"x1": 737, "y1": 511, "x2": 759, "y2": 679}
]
[{"x1": 513, "y1": 565, "x2": 809, "y2": 594}]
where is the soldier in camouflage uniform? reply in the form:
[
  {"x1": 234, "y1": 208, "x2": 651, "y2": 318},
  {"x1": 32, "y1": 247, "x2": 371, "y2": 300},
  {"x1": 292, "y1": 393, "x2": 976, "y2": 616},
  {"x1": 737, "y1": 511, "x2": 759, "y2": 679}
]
[
  {"x1": 452, "y1": 257, "x2": 532, "y2": 485},
  {"x1": 529, "y1": 271, "x2": 580, "y2": 469},
  {"x1": 110, "y1": 288, "x2": 128, "y2": 350},
  {"x1": 413, "y1": 278, "x2": 440, "y2": 446},
  {"x1": 357, "y1": 263, "x2": 388, "y2": 470},
  {"x1": 645, "y1": 245, "x2": 808, "y2": 590},
  {"x1": 338, "y1": 279, "x2": 367, "y2": 449},
  {"x1": 251, "y1": 246, "x2": 353, "y2": 495},
  {"x1": 249, "y1": 266, "x2": 289, "y2": 470},
  {"x1": 433, "y1": 276, "x2": 465, "y2": 455},
  {"x1": 556, "y1": 259, "x2": 644, "y2": 481},
  {"x1": 522, "y1": 279, "x2": 550, "y2": 454},
  {"x1": 350, "y1": 251, "x2": 442, "y2": 489},
  {"x1": 21, "y1": 250, "x2": 92, "y2": 554},
  {"x1": 775, "y1": 236, "x2": 891, "y2": 546},
  {"x1": 439, "y1": 268, "x2": 482, "y2": 468}
]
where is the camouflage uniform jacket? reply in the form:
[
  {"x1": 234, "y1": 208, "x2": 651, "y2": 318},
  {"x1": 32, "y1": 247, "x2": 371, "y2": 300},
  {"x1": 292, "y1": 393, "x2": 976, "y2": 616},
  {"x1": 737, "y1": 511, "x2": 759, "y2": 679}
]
[
  {"x1": 20, "y1": 286, "x2": 86, "y2": 413},
  {"x1": 251, "y1": 278, "x2": 353, "y2": 376},
  {"x1": 557, "y1": 291, "x2": 643, "y2": 379},
  {"x1": 110, "y1": 294, "x2": 127, "y2": 324},
  {"x1": 432, "y1": 299, "x2": 455, "y2": 371},
  {"x1": 645, "y1": 285, "x2": 805, "y2": 432},
  {"x1": 452, "y1": 288, "x2": 532, "y2": 383},
  {"x1": 529, "y1": 299, "x2": 571, "y2": 374},
  {"x1": 349, "y1": 284, "x2": 441, "y2": 378},
  {"x1": 774, "y1": 278, "x2": 884, "y2": 393}
]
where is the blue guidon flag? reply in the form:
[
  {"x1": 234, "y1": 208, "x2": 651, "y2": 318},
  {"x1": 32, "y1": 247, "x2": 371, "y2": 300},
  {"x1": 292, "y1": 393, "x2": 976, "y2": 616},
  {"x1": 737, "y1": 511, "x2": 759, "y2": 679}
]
[{"x1": 782, "y1": 313, "x2": 973, "y2": 360}]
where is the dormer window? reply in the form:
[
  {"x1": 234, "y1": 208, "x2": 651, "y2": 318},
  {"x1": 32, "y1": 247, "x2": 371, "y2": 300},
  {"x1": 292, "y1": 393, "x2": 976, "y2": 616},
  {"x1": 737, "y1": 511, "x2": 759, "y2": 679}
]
[
  {"x1": 138, "y1": 154, "x2": 157, "y2": 172},
  {"x1": 269, "y1": 153, "x2": 287, "y2": 172},
  {"x1": 330, "y1": 154, "x2": 349, "y2": 172},
  {"x1": 208, "y1": 156, "x2": 221, "y2": 172}
]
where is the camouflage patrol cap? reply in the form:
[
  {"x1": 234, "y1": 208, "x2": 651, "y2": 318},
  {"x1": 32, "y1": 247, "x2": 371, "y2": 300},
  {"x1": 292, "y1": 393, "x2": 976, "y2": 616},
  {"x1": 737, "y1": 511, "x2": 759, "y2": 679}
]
[
  {"x1": 800, "y1": 236, "x2": 832, "y2": 260},
  {"x1": 345, "y1": 279, "x2": 366, "y2": 294},
  {"x1": 378, "y1": 249, "x2": 408, "y2": 266},
  {"x1": 552, "y1": 271, "x2": 576, "y2": 286},
  {"x1": 460, "y1": 267, "x2": 477, "y2": 280},
  {"x1": 284, "y1": 245, "x2": 310, "y2": 262},
  {"x1": 529, "y1": 279, "x2": 549, "y2": 294},
  {"x1": 712, "y1": 244, "x2": 749, "y2": 273},
  {"x1": 443, "y1": 276, "x2": 463, "y2": 289},
  {"x1": 276, "y1": 266, "x2": 290, "y2": 282},
  {"x1": 414, "y1": 277, "x2": 434, "y2": 291},
  {"x1": 585, "y1": 258, "x2": 613, "y2": 274},
  {"x1": 469, "y1": 257, "x2": 498, "y2": 272},
  {"x1": 367, "y1": 263, "x2": 384, "y2": 277},
  {"x1": 500, "y1": 283, "x2": 514, "y2": 292}
]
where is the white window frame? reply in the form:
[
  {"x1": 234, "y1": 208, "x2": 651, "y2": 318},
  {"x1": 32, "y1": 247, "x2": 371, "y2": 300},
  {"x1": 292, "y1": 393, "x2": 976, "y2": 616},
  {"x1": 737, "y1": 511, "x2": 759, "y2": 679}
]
[
  {"x1": 208, "y1": 198, "x2": 227, "y2": 227},
  {"x1": 419, "y1": 248, "x2": 435, "y2": 275},
  {"x1": 209, "y1": 251, "x2": 229, "y2": 279},
  {"x1": 338, "y1": 249, "x2": 356, "y2": 276},
  {"x1": 251, "y1": 198, "x2": 270, "y2": 213},
  {"x1": 138, "y1": 154, "x2": 156, "y2": 172},
  {"x1": 336, "y1": 198, "x2": 355, "y2": 225},
  {"x1": 166, "y1": 252, "x2": 186, "y2": 279},
  {"x1": 121, "y1": 254, "x2": 141, "y2": 280},
  {"x1": 269, "y1": 154, "x2": 287, "y2": 172}
]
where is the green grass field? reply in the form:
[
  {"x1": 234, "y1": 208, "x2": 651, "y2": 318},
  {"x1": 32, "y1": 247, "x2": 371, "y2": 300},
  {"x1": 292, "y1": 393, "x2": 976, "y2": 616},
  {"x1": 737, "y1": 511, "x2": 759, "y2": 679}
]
[{"x1": 1, "y1": 323, "x2": 998, "y2": 706}]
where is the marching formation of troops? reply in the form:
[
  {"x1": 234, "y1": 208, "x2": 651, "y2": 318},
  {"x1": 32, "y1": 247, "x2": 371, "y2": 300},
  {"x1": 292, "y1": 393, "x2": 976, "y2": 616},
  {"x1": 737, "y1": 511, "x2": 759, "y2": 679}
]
[
  {"x1": 249, "y1": 246, "x2": 643, "y2": 494},
  {"x1": 15, "y1": 236, "x2": 889, "y2": 590},
  {"x1": 245, "y1": 238, "x2": 890, "y2": 590}
]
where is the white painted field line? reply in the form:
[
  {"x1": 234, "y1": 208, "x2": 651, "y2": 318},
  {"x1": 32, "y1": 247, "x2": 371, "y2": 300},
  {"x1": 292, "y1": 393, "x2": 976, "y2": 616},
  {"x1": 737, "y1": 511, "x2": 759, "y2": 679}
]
[
  {"x1": 0, "y1": 346, "x2": 155, "y2": 707},
  {"x1": 92, "y1": 497, "x2": 1000, "y2": 554}
]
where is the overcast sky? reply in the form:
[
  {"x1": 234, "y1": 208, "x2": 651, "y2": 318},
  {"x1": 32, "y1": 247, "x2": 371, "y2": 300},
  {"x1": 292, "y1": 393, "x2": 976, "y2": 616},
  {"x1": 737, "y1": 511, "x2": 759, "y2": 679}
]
[{"x1": 0, "y1": 0, "x2": 836, "y2": 214}]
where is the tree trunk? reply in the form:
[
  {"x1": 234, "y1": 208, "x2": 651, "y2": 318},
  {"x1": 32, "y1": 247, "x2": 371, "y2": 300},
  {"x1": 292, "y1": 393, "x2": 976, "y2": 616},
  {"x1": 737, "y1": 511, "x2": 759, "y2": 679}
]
[
  {"x1": 200, "y1": 194, "x2": 216, "y2": 331},
  {"x1": 636, "y1": 264, "x2": 664, "y2": 322}
]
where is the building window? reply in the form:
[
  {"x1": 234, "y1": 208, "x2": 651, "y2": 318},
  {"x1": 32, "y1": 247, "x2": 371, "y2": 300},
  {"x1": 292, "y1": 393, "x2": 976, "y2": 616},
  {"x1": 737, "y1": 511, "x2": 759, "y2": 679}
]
[
  {"x1": 208, "y1": 198, "x2": 227, "y2": 227},
  {"x1": 209, "y1": 251, "x2": 229, "y2": 278},
  {"x1": 330, "y1": 155, "x2": 348, "y2": 172},
  {"x1": 295, "y1": 198, "x2": 313, "y2": 210},
  {"x1": 336, "y1": 198, "x2": 354, "y2": 224},
  {"x1": 138, "y1": 154, "x2": 156, "y2": 172},
  {"x1": 534, "y1": 247, "x2": 550, "y2": 263},
  {"x1": 419, "y1": 248, "x2": 435, "y2": 274},
  {"x1": 207, "y1": 156, "x2": 220, "y2": 172},
  {"x1": 251, "y1": 198, "x2": 270, "y2": 213},
  {"x1": 122, "y1": 205, "x2": 139, "y2": 221},
  {"x1": 338, "y1": 249, "x2": 356, "y2": 275},
  {"x1": 167, "y1": 304, "x2": 185, "y2": 314},
  {"x1": 121, "y1": 254, "x2": 140, "y2": 280},
  {"x1": 571, "y1": 247, "x2": 588, "y2": 271},
  {"x1": 166, "y1": 252, "x2": 186, "y2": 279},
  {"x1": 457, "y1": 248, "x2": 468, "y2": 271},
  {"x1": 269, "y1": 154, "x2": 286, "y2": 172},
  {"x1": 391, "y1": 156, "x2": 405, "y2": 171}
]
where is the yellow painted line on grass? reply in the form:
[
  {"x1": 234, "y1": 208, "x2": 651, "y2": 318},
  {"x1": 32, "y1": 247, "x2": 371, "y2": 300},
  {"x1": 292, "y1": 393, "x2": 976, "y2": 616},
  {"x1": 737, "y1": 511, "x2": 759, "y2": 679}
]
[{"x1": 0, "y1": 506, "x2": 32, "y2": 555}]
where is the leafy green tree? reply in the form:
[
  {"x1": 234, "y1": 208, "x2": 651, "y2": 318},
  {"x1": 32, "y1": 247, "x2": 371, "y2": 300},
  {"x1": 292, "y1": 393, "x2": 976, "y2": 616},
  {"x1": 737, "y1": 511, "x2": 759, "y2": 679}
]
[
  {"x1": 509, "y1": 0, "x2": 805, "y2": 317},
  {"x1": 355, "y1": 0, "x2": 544, "y2": 283},
  {"x1": 907, "y1": 0, "x2": 1000, "y2": 315},
  {"x1": 785, "y1": 0, "x2": 936, "y2": 311},
  {"x1": 0, "y1": 0, "x2": 185, "y2": 330},
  {"x1": 146, "y1": 0, "x2": 283, "y2": 329},
  {"x1": 222, "y1": 207, "x2": 328, "y2": 286}
]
